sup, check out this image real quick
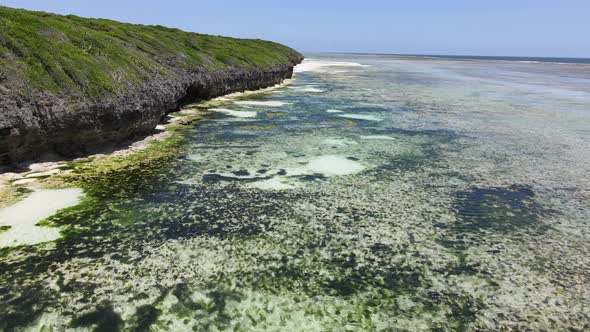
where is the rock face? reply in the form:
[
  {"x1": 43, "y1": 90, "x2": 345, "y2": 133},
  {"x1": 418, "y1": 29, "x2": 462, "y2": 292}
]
[
  {"x1": 0, "y1": 63, "x2": 300, "y2": 164},
  {"x1": 0, "y1": 6, "x2": 303, "y2": 165}
]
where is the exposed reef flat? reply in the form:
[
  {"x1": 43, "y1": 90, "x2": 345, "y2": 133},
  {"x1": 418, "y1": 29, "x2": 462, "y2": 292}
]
[
  {"x1": 0, "y1": 77, "x2": 297, "y2": 209},
  {"x1": 1, "y1": 41, "x2": 590, "y2": 332}
]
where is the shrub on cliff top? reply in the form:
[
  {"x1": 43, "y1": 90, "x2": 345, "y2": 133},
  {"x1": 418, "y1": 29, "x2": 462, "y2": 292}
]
[{"x1": 0, "y1": 6, "x2": 302, "y2": 97}]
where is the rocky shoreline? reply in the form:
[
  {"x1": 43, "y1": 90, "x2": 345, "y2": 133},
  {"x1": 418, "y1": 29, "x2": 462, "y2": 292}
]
[{"x1": 0, "y1": 62, "x2": 301, "y2": 165}]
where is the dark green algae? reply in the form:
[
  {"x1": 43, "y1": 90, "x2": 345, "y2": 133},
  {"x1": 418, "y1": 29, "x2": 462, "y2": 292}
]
[
  {"x1": 0, "y1": 133, "x2": 309, "y2": 330},
  {"x1": 0, "y1": 130, "x2": 184, "y2": 329},
  {"x1": 0, "y1": 150, "x2": 556, "y2": 331},
  {"x1": 0, "y1": 148, "x2": 466, "y2": 331},
  {"x1": 0, "y1": 106, "x2": 503, "y2": 331},
  {"x1": 453, "y1": 185, "x2": 550, "y2": 235},
  {"x1": 0, "y1": 64, "x2": 575, "y2": 331}
]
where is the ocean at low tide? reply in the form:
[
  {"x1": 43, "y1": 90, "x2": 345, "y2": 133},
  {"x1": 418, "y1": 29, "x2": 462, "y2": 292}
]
[{"x1": 1, "y1": 53, "x2": 589, "y2": 330}]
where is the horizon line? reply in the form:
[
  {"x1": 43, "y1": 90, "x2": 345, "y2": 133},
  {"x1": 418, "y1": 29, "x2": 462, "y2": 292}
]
[{"x1": 304, "y1": 51, "x2": 590, "y2": 61}]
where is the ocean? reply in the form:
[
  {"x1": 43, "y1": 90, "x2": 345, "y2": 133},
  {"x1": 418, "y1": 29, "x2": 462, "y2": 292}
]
[
  {"x1": 340, "y1": 52, "x2": 590, "y2": 64},
  {"x1": 1, "y1": 53, "x2": 589, "y2": 330}
]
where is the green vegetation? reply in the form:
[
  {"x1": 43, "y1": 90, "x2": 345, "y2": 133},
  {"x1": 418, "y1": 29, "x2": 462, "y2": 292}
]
[
  {"x1": 50, "y1": 133, "x2": 187, "y2": 199},
  {"x1": 0, "y1": 6, "x2": 301, "y2": 97},
  {"x1": 0, "y1": 183, "x2": 32, "y2": 208},
  {"x1": 46, "y1": 102, "x2": 217, "y2": 197}
]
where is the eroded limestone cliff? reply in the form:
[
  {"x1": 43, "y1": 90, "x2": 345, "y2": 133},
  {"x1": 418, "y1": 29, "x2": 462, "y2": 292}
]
[{"x1": 0, "y1": 7, "x2": 303, "y2": 164}]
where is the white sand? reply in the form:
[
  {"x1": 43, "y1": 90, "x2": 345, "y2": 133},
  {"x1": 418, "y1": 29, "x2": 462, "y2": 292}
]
[
  {"x1": 283, "y1": 155, "x2": 365, "y2": 178},
  {"x1": 302, "y1": 155, "x2": 365, "y2": 176},
  {"x1": 233, "y1": 101, "x2": 289, "y2": 107},
  {"x1": 338, "y1": 114, "x2": 383, "y2": 122},
  {"x1": 211, "y1": 108, "x2": 257, "y2": 118},
  {"x1": 27, "y1": 161, "x2": 63, "y2": 172},
  {"x1": 24, "y1": 169, "x2": 61, "y2": 178},
  {"x1": 248, "y1": 156, "x2": 365, "y2": 191},
  {"x1": 206, "y1": 171, "x2": 266, "y2": 180},
  {"x1": 127, "y1": 131, "x2": 172, "y2": 151},
  {"x1": 299, "y1": 87, "x2": 325, "y2": 93},
  {"x1": 0, "y1": 188, "x2": 83, "y2": 247},
  {"x1": 326, "y1": 109, "x2": 344, "y2": 113},
  {"x1": 291, "y1": 86, "x2": 325, "y2": 93},
  {"x1": 294, "y1": 59, "x2": 369, "y2": 73},
  {"x1": 360, "y1": 135, "x2": 396, "y2": 140},
  {"x1": 214, "y1": 79, "x2": 294, "y2": 101},
  {"x1": 249, "y1": 178, "x2": 297, "y2": 190},
  {"x1": 11, "y1": 178, "x2": 37, "y2": 186}
]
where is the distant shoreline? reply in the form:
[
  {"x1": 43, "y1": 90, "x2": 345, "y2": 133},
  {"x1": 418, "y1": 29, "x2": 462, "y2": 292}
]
[{"x1": 313, "y1": 52, "x2": 590, "y2": 65}]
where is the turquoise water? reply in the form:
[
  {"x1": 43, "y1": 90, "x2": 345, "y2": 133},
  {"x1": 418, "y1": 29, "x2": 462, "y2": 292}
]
[{"x1": 1, "y1": 54, "x2": 589, "y2": 330}]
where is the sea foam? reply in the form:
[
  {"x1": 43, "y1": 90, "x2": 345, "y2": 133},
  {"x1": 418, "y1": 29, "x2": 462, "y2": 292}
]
[{"x1": 294, "y1": 59, "x2": 369, "y2": 73}]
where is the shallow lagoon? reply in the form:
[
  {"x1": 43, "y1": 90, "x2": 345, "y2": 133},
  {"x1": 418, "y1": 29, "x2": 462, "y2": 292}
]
[{"x1": 1, "y1": 54, "x2": 589, "y2": 331}]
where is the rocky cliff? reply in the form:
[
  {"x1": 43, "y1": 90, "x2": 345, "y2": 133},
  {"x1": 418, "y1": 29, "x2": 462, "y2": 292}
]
[{"x1": 0, "y1": 7, "x2": 303, "y2": 165}]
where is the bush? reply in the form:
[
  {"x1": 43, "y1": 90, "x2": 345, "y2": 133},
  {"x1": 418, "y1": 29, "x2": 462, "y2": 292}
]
[{"x1": 0, "y1": 6, "x2": 302, "y2": 98}]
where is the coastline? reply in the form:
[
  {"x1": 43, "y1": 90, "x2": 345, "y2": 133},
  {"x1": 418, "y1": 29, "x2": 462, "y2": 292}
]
[
  {"x1": 0, "y1": 75, "x2": 299, "y2": 208},
  {"x1": 1, "y1": 52, "x2": 588, "y2": 331},
  {"x1": 0, "y1": 6, "x2": 303, "y2": 165}
]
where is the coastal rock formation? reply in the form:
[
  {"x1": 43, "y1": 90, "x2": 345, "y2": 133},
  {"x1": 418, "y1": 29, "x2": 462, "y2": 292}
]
[
  {"x1": 0, "y1": 64, "x2": 300, "y2": 164},
  {"x1": 0, "y1": 7, "x2": 303, "y2": 164}
]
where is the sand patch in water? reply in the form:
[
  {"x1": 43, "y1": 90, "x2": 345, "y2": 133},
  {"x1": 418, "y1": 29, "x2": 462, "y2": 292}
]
[
  {"x1": 234, "y1": 101, "x2": 289, "y2": 107},
  {"x1": 299, "y1": 155, "x2": 365, "y2": 176},
  {"x1": 338, "y1": 114, "x2": 383, "y2": 122},
  {"x1": 291, "y1": 86, "x2": 325, "y2": 93},
  {"x1": 218, "y1": 155, "x2": 365, "y2": 191},
  {"x1": 211, "y1": 108, "x2": 257, "y2": 118},
  {"x1": 249, "y1": 178, "x2": 298, "y2": 190},
  {"x1": 0, "y1": 188, "x2": 83, "y2": 247}
]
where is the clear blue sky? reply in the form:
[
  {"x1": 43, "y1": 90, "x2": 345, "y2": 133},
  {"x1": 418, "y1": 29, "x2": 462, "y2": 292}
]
[{"x1": 1, "y1": 0, "x2": 589, "y2": 58}]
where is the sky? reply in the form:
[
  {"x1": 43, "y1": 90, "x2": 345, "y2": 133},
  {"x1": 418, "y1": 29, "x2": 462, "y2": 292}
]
[{"x1": 1, "y1": 0, "x2": 589, "y2": 58}]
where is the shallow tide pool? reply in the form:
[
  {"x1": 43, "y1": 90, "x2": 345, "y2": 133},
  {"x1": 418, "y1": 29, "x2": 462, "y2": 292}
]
[{"x1": 1, "y1": 54, "x2": 589, "y2": 331}]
